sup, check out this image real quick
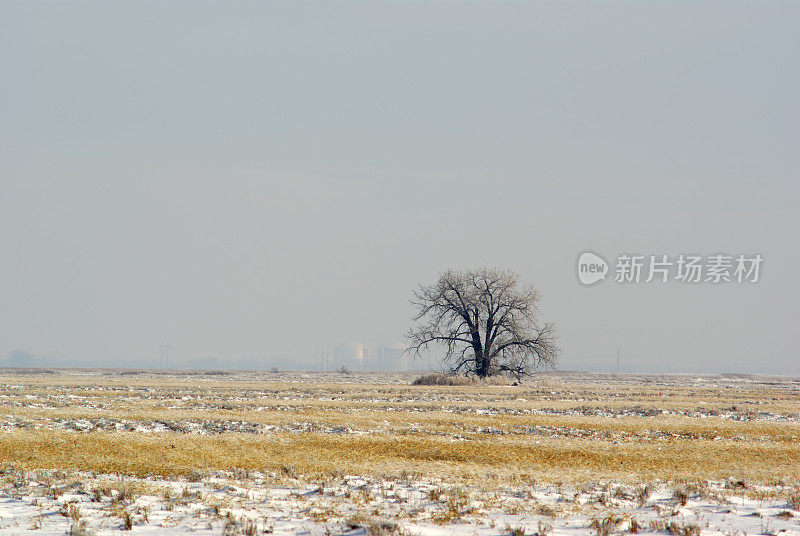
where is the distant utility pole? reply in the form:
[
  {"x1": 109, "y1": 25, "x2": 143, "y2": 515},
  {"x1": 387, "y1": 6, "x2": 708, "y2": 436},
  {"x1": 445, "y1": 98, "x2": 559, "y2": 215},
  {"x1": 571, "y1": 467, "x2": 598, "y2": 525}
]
[
  {"x1": 616, "y1": 349, "x2": 620, "y2": 373},
  {"x1": 316, "y1": 347, "x2": 324, "y2": 371},
  {"x1": 160, "y1": 343, "x2": 170, "y2": 369}
]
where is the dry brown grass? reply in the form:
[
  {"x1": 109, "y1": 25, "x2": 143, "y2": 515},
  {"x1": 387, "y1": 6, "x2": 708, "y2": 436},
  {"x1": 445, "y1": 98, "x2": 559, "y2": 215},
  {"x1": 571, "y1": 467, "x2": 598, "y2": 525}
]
[
  {"x1": 2, "y1": 429, "x2": 799, "y2": 484},
  {"x1": 2, "y1": 370, "x2": 799, "y2": 487},
  {"x1": 412, "y1": 373, "x2": 513, "y2": 386},
  {"x1": 3, "y1": 373, "x2": 799, "y2": 423},
  {"x1": 7, "y1": 402, "x2": 800, "y2": 446}
]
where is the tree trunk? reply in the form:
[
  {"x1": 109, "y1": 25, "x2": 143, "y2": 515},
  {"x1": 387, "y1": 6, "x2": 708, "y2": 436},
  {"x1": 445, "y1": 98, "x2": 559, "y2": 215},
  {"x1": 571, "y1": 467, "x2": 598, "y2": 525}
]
[
  {"x1": 470, "y1": 330, "x2": 489, "y2": 377},
  {"x1": 475, "y1": 348, "x2": 490, "y2": 377}
]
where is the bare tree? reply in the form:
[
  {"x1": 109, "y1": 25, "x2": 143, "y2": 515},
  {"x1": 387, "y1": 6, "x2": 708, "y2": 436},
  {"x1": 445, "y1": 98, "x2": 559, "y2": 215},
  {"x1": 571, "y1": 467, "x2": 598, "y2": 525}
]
[{"x1": 405, "y1": 267, "x2": 559, "y2": 378}]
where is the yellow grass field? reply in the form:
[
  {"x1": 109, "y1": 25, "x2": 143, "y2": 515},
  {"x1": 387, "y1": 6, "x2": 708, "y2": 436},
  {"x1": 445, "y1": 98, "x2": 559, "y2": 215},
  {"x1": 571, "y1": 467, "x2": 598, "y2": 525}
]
[{"x1": 2, "y1": 370, "x2": 799, "y2": 486}]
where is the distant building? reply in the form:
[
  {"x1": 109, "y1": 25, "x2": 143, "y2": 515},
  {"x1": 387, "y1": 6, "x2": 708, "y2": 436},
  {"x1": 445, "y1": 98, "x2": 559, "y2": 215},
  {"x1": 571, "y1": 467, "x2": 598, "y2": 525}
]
[
  {"x1": 372, "y1": 343, "x2": 407, "y2": 371},
  {"x1": 332, "y1": 342, "x2": 407, "y2": 371},
  {"x1": 334, "y1": 342, "x2": 366, "y2": 370}
]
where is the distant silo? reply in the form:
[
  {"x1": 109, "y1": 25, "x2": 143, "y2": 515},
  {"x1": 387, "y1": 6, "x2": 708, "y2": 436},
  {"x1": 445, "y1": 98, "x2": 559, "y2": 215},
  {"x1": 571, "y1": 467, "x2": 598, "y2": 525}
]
[
  {"x1": 375, "y1": 343, "x2": 407, "y2": 370},
  {"x1": 334, "y1": 342, "x2": 365, "y2": 370}
]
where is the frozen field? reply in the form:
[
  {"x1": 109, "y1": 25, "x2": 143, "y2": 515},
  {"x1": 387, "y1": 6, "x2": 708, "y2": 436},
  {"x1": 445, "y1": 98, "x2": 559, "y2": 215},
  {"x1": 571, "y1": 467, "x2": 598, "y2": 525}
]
[{"x1": 0, "y1": 369, "x2": 798, "y2": 535}]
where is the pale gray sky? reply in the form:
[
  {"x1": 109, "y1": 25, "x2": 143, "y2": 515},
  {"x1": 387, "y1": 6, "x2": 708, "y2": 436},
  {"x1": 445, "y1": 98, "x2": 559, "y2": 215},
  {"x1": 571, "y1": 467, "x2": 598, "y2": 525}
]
[{"x1": 2, "y1": 1, "x2": 798, "y2": 373}]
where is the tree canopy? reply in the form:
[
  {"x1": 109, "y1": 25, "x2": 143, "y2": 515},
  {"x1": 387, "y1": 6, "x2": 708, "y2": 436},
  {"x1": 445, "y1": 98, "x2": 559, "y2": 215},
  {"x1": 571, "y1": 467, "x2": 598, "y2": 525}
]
[{"x1": 406, "y1": 267, "x2": 559, "y2": 378}]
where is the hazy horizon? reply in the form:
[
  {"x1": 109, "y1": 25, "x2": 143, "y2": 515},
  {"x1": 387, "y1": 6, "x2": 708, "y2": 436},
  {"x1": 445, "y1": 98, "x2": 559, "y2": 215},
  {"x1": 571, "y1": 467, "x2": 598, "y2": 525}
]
[{"x1": 2, "y1": 1, "x2": 798, "y2": 375}]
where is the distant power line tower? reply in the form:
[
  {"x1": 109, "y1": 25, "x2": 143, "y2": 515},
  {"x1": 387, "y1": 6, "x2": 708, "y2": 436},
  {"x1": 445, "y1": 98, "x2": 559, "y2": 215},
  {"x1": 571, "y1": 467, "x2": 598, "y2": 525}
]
[
  {"x1": 160, "y1": 343, "x2": 170, "y2": 369},
  {"x1": 616, "y1": 349, "x2": 621, "y2": 373}
]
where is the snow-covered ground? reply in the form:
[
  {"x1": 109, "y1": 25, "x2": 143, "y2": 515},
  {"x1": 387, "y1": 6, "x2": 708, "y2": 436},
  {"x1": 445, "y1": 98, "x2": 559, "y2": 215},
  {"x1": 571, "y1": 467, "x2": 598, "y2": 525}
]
[{"x1": 0, "y1": 470, "x2": 798, "y2": 536}]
